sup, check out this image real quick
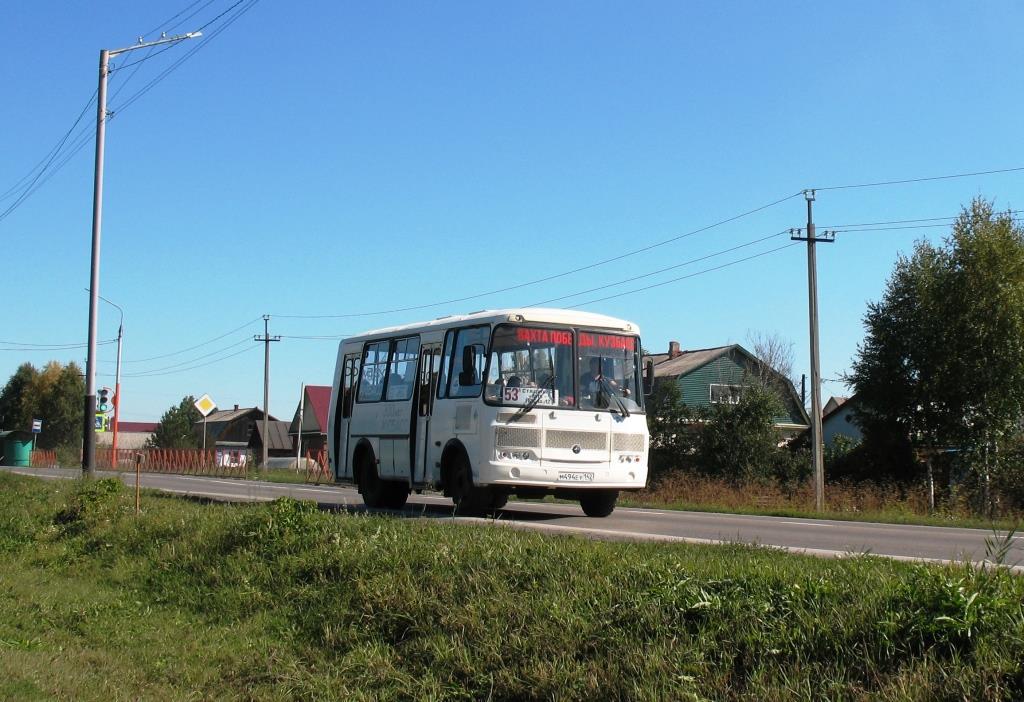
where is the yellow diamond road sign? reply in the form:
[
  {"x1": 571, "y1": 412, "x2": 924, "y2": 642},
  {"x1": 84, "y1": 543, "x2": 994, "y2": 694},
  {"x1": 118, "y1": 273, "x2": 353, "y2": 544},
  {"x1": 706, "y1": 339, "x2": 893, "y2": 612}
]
[{"x1": 194, "y1": 394, "x2": 216, "y2": 417}]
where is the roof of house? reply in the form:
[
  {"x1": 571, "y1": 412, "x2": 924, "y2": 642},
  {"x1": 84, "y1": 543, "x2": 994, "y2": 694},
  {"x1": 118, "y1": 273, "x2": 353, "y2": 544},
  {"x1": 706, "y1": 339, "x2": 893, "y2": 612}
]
[
  {"x1": 648, "y1": 345, "x2": 735, "y2": 378},
  {"x1": 253, "y1": 420, "x2": 292, "y2": 451},
  {"x1": 116, "y1": 421, "x2": 157, "y2": 433},
  {"x1": 823, "y1": 395, "x2": 856, "y2": 421},
  {"x1": 306, "y1": 385, "x2": 331, "y2": 433},
  {"x1": 203, "y1": 407, "x2": 276, "y2": 424},
  {"x1": 289, "y1": 385, "x2": 333, "y2": 436}
]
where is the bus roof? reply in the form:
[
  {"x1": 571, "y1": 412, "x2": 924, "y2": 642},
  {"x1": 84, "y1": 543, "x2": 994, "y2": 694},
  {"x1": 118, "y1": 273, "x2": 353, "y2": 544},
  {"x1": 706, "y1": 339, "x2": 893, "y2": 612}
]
[{"x1": 342, "y1": 308, "x2": 640, "y2": 343}]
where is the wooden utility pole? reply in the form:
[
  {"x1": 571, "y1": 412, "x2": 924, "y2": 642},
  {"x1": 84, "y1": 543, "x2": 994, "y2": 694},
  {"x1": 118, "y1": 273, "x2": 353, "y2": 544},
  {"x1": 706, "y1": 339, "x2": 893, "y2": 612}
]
[
  {"x1": 790, "y1": 190, "x2": 835, "y2": 511},
  {"x1": 255, "y1": 315, "x2": 280, "y2": 469}
]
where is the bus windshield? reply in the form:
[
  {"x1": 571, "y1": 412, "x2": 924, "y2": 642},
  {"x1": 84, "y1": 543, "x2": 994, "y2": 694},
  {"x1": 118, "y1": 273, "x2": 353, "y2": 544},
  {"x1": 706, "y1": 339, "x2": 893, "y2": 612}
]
[
  {"x1": 577, "y1": 331, "x2": 642, "y2": 412},
  {"x1": 485, "y1": 325, "x2": 575, "y2": 407}
]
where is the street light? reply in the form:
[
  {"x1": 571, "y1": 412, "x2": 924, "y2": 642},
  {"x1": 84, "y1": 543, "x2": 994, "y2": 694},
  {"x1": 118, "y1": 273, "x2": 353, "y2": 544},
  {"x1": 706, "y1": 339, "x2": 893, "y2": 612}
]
[{"x1": 82, "y1": 31, "x2": 201, "y2": 477}]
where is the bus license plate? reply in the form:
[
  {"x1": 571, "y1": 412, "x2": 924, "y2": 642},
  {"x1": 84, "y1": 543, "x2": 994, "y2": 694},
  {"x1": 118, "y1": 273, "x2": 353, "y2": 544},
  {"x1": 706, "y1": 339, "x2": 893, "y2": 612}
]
[{"x1": 558, "y1": 471, "x2": 594, "y2": 482}]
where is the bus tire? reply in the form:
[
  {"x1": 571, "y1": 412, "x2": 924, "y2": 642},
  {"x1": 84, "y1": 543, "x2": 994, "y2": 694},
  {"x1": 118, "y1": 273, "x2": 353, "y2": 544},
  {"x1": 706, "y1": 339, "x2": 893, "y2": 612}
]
[
  {"x1": 579, "y1": 490, "x2": 618, "y2": 518},
  {"x1": 382, "y1": 481, "x2": 409, "y2": 510},
  {"x1": 359, "y1": 452, "x2": 389, "y2": 509}
]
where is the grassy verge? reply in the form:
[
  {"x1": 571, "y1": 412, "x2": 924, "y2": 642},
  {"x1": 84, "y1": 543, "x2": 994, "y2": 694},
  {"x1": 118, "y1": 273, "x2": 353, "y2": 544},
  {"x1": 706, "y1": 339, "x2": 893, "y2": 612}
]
[
  {"x1": 627, "y1": 473, "x2": 1024, "y2": 531},
  {"x1": 2, "y1": 472, "x2": 1023, "y2": 700}
]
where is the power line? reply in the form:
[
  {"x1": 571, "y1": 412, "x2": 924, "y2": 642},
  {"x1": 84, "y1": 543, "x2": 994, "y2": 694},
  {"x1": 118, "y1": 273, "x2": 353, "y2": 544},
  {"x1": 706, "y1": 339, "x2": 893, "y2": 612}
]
[
  {"x1": 526, "y1": 230, "x2": 788, "y2": 307},
  {"x1": 124, "y1": 318, "x2": 261, "y2": 363},
  {"x1": 121, "y1": 336, "x2": 253, "y2": 375},
  {"x1": 0, "y1": 0, "x2": 259, "y2": 223},
  {"x1": 274, "y1": 192, "x2": 805, "y2": 319},
  {"x1": 125, "y1": 343, "x2": 259, "y2": 377},
  {"x1": 0, "y1": 338, "x2": 117, "y2": 351},
  {"x1": 822, "y1": 209, "x2": 1024, "y2": 229},
  {"x1": 110, "y1": 0, "x2": 261, "y2": 116},
  {"x1": 0, "y1": 90, "x2": 97, "y2": 221},
  {"x1": 815, "y1": 166, "x2": 1024, "y2": 192},
  {"x1": 564, "y1": 243, "x2": 801, "y2": 309}
]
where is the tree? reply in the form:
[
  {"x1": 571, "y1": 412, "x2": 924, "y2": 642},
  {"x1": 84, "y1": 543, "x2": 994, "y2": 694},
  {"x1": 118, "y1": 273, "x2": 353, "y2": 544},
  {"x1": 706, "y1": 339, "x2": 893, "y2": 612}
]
[
  {"x1": 848, "y1": 199, "x2": 1024, "y2": 508},
  {"x1": 747, "y1": 330, "x2": 797, "y2": 390},
  {"x1": 646, "y1": 380, "x2": 697, "y2": 476},
  {"x1": 0, "y1": 363, "x2": 39, "y2": 431},
  {"x1": 149, "y1": 396, "x2": 203, "y2": 449},
  {"x1": 693, "y1": 382, "x2": 804, "y2": 484},
  {"x1": 35, "y1": 363, "x2": 84, "y2": 450},
  {"x1": 0, "y1": 361, "x2": 83, "y2": 449}
]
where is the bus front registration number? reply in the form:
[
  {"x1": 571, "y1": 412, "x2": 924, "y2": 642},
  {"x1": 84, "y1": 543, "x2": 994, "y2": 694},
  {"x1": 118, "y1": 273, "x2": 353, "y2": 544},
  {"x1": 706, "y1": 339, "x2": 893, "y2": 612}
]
[{"x1": 558, "y1": 471, "x2": 594, "y2": 482}]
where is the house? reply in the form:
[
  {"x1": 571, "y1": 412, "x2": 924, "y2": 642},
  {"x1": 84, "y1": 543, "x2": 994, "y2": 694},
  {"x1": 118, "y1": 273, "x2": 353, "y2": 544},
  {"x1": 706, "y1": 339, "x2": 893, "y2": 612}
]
[
  {"x1": 96, "y1": 421, "x2": 157, "y2": 449},
  {"x1": 288, "y1": 385, "x2": 331, "y2": 456},
  {"x1": 193, "y1": 404, "x2": 291, "y2": 456},
  {"x1": 646, "y1": 341, "x2": 809, "y2": 438},
  {"x1": 822, "y1": 395, "x2": 863, "y2": 448}
]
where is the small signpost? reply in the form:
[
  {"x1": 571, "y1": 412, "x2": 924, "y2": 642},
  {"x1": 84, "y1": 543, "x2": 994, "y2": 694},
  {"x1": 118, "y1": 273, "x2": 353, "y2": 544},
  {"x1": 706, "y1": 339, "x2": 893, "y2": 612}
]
[
  {"x1": 31, "y1": 418, "x2": 42, "y2": 451},
  {"x1": 194, "y1": 394, "x2": 217, "y2": 450}
]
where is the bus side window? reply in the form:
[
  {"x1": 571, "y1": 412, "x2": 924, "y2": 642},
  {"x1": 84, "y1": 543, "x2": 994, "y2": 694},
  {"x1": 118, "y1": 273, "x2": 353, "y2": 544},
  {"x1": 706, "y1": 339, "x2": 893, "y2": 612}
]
[
  {"x1": 437, "y1": 331, "x2": 455, "y2": 399},
  {"x1": 449, "y1": 327, "x2": 489, "y2": 398},
  {"x1": 358, "y1": 341, "x2": 389, "y2": 403}
]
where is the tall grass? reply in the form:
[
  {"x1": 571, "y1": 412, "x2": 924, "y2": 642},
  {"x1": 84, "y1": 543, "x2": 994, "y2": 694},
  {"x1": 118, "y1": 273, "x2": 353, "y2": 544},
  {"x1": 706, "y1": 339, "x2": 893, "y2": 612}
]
[
  {"x1": 631, "y1": 472, "x2": 1024, "y2": 528},
  {"x1": 1, "y1": 472, "x2": 1022, "y2": 700}
]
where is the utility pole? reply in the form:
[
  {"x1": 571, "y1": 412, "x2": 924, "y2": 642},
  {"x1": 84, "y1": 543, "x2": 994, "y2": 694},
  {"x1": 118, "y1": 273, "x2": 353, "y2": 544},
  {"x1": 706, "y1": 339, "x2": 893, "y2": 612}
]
[
  {"x1": 790, "y1": 190, "x2": 835, "y2": 511},
  {"x1": 82, "y1": 31, "x2": 201, "y2": 477},
  {"x1": 295, "y1": 382, "x2": 305, "y2": 472},
  {"x1": 255, "y1": 315, "x2": 281, "y2": 469}
]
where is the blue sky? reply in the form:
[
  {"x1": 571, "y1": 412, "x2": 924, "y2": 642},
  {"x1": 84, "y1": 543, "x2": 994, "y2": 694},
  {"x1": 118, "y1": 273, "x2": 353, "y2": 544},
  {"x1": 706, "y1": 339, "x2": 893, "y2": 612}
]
[{"x1": 3, "y1": 1, "x2": 1023, "y2": 423}]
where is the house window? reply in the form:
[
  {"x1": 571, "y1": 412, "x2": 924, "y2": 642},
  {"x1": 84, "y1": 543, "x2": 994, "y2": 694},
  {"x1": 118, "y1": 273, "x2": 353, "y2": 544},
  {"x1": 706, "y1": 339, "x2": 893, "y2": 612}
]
[{"x1": 710, "y1": 383, "x2": 746, "y2": 405}]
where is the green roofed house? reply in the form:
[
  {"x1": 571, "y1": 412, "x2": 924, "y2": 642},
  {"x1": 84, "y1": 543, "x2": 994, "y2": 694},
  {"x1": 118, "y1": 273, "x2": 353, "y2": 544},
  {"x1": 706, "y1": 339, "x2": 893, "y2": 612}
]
[{"x1": 646, "y1": 341, "x2": 809, "y2": 439}]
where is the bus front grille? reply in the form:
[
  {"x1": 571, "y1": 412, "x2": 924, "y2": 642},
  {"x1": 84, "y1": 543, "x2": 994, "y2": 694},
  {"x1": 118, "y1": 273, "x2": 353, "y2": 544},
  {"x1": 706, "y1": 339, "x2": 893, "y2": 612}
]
[
  {"x1": 495, "y1": 426, "x2": 541, "y2": 448},
  {"x1": 545, "y1": 430, "x2": 607, "y2": 451},
  {"x1": 612, "y1": 433, "x2": 645, "y2": 452}
]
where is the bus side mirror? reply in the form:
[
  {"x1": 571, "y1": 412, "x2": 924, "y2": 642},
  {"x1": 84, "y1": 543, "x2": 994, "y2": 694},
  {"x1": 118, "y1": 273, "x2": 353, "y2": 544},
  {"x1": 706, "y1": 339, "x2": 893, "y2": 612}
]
[
  {"x1": 643, "y1": 359, "x2": 655, "y2": 396},
  {"x1": 458, "y1": 344, "x2": 478, "y2": 387}
]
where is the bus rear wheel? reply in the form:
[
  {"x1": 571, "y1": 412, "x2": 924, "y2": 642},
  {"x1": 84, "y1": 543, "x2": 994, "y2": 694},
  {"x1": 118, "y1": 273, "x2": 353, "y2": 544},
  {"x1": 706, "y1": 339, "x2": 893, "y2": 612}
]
[{"x1": 579, "y1": 490, "x2": 618, "y2": 518}]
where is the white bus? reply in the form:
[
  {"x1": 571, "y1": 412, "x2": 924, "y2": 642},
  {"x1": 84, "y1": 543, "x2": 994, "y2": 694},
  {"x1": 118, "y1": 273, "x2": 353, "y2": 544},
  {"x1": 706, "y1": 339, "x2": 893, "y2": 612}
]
[{"x1": 327, "y1": 308, "x2": 652, "y2": 517}]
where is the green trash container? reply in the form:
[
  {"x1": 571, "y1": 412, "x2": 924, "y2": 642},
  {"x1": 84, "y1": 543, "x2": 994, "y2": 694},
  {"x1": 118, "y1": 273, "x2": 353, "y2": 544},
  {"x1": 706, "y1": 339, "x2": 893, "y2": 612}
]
[{"x1": 1, "y1": 431, "x2": 34, "y2": 467}]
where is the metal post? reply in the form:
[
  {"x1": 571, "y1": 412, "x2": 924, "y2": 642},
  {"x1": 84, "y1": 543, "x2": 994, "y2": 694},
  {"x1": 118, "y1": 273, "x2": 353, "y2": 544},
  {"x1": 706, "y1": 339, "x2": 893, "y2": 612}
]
[
  {"x1": 295, "y1": 382, "x2": 305, "y2": 471},
  {"x1": 112, "y1": 320, "x2": 122, "y2": 466},
  {"x1": 791, "y1": 190, "x2": 834, "y2": 512},
  {"x1": 81, "y1": 31, "x2": 200, "y2": 478},
  {"x1": 83, "y1": 48, "x2": 109, "y2": 478}
]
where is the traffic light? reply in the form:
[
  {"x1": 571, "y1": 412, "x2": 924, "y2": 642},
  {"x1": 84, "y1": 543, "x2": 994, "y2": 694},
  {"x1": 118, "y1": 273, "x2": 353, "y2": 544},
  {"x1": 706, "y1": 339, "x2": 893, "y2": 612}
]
[{"x1": 97, "y1": 387, "x2": 112, "y2": 414}]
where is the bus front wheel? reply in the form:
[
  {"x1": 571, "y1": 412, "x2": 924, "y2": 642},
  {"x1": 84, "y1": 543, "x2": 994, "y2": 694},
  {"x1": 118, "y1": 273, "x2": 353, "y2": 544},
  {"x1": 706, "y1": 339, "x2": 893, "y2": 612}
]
[
  {"x1": 579, "y1": 490, "x2": 618, "y2": 518},
  {"x1": 359, "y1": 454, "x2": 408, "y2": 510}
]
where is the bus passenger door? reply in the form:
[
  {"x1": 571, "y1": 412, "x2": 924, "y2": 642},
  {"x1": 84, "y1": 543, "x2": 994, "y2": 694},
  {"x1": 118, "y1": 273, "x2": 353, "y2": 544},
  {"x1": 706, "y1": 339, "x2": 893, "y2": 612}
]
[
  {"x1": 413, "y1": 344, "x2": 441, "y2": 484},
  {"x1": 335, "y1": 354, "x2": 359, "y2": 480}
]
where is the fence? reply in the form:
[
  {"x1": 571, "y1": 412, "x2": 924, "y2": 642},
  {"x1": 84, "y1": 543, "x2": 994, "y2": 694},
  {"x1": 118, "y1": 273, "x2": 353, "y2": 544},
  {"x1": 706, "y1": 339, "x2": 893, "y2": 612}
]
[
  {"x1": 30, "y1": 449, "x2": 58, "y2": 468},
  {"x1": 95, "y1": 448, "x2": 248, "y2": 478},
  {"x1": 304, "y1": 447, "x2": 331, "y2": 483}
]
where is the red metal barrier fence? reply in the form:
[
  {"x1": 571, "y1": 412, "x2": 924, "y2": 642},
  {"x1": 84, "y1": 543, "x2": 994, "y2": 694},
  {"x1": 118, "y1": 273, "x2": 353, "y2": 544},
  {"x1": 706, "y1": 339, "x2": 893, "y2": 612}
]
[
  {"x1": 304, "y1": 447, "x2": 331, "y2": 483},
  {"x1": 94, "y1": 448, "x2": 248, "y2": 478},
  {"x1": 30, "y1": 450, "x2": 58, "y2": 468}
]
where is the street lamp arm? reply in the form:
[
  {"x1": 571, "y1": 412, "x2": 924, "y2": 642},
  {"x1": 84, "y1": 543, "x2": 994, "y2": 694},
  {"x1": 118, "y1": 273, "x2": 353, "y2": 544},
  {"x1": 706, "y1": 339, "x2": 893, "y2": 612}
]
[{"x1": 109, "y1": 31, "x2": 203, "y2": 57}]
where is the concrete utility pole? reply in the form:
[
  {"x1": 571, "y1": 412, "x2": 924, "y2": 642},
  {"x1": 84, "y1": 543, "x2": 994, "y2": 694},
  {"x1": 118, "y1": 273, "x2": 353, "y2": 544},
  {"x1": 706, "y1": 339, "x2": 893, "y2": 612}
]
[
  {"x1": 82, "y1": 31, "x2": 201, "y2": 477},
  {"x1": 295, "y1": 382, "x2": 305, "y2": 471},
  {"x1": 790, "y1": 190, "x2": 835, "y2": 511},
  {"x1": 255, "y1": 315, "x2": 281, "y2": 469}
]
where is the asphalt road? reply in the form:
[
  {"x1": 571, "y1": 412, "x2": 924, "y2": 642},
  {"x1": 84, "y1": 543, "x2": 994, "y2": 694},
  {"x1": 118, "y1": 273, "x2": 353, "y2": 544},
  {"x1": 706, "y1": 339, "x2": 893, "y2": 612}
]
[{"x1": 5, "y1": 466, "x2": 1022, "y2": 572}]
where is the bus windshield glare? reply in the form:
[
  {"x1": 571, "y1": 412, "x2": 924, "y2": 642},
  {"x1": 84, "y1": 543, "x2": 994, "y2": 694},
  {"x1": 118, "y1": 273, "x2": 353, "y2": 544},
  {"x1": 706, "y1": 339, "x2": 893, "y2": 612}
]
[
  {"x1": 577, "y1": 330, "x2": 642, "y2": 412},
  {"x1": 485, "y1": 325, "x2": 575, "y2": 407},
  {"x1": 484, "y1": 325, "x2": 643, "y2": 411}
]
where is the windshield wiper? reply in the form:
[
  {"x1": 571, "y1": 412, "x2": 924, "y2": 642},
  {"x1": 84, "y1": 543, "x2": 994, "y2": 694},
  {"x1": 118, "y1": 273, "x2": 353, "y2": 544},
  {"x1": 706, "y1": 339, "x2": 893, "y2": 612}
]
[
  {"x1": 598, "y1": 376, "x2": 630, "y2": 417},
  {"x1": 509, "y1": 374, "x2": 556, "y2": 423}
]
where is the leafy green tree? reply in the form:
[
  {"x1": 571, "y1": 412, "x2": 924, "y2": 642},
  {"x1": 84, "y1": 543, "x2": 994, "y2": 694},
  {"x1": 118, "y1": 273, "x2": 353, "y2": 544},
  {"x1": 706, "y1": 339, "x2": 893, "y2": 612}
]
[
  {"x1": 149, "y1": 396, "x2": 203, "y2": 449},
  {"x1": 693, "y1": 382, "x2": 804, "y2": 484},
  {"x1": 0, "y1": 361, "x2": 83, "y2": 449},
  {"x1": 35, "y1": 362, "x2": 84, "y2": 450},
  {"x1": 0, "y1": 363, "x2": 39, "y2": 431},
  {"x1": 849, "y1": 199, "x2": 1024, "y2": 509},
  {"x1": 646, "y1": 380, "x2": 697, "y2": 476}
]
